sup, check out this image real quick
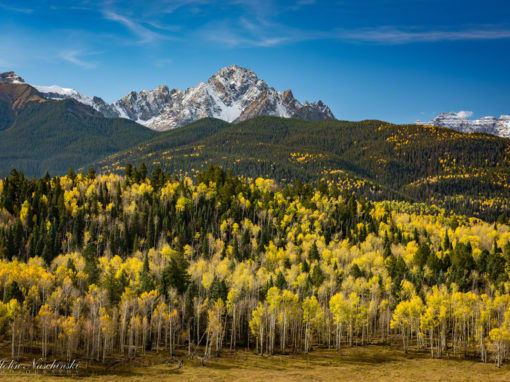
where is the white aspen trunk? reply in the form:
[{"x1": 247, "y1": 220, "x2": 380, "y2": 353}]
[{"x1": 11, "y1": 321, "x2": 15, "y2": 359}]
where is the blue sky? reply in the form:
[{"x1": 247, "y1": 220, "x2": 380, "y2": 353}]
[{"x1": 1, "y1": 0, "x2": 509, "y2": 123}]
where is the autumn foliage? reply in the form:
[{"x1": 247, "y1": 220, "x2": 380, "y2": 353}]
[{"x1": 0, "y1": 166, "x2": 509, "y2": 366}]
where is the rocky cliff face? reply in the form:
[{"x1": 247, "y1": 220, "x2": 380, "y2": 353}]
[
  {"x1": 9, "y1": 65, "x2": 335, "y2": 130},
  {"x1": 415, "y1": 112, "x2": 510, "y2": 138},
  {"x1": 113, "y1": 65, "x2": 336, "y2": 130},
  {"x1": 292, "y1": 100, "x2": 336, "y2": 121},
  {"x1": 111, "y1": 85, "x2": 178, "y2": 122}
]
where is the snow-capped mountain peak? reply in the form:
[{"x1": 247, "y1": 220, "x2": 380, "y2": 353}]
[
  {"x1": 7, "y1": 66, "x2": 336, "y2": 130},
  {"x1": 109, "y1": 65, "x2": 335, "y2": 130},
  {"x1": 208, "y1": 65, "x2": 267, "y2": 98}
]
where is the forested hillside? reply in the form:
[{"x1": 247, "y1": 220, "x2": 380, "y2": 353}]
[
  {"x1": 96, "y1": 117, "x2": 510, "y2": 221},
  {"x1": 0, "y1": 83, "x2": 157, "y2": 178},
  {"x1": 0, "y1": 166, "x2": 509, "y2": 366}
]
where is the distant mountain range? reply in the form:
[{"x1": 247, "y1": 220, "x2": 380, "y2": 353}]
[
  {"x1": 415, "y1": 111, "x2": 510, "y2": 138},
  {"x1": 5, "y1": 68, "x2": 510, "y2": 139},
  {"x1": 1, "y1": 65, "x2": 335, "y2": 131}
]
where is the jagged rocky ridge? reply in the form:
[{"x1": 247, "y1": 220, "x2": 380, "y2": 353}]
[
  {"x1": 0, "y1": 71, "x2": 25, "y2": 84},
  {"x1": 3, "y1": 65, "x2": 335, "y2": 131},
  {"x1": 415, "y1": 112, "x2": 510, "y2": 138}
]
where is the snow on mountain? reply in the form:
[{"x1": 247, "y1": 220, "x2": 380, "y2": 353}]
[
  {"x1": 30, "y1": 83, "x2": 124, "y2": 118},
  {"x1": 33, "y1": 85, "x2": 95, "y2": 107},
  {"x1": 496, "y1": 116, "x2": 510, "y2": 138},
  {"x1": 22, "y1": 65, "x2": 335, "y2": 131},
  {"x1": 415, "y1": 111, "x2": 510, "y2": 139}
]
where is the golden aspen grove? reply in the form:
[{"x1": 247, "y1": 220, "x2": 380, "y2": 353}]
[{"x1": 0, "y1": 164, "x2": 510, "y2": 379}]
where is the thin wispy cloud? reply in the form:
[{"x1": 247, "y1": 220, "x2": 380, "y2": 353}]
[
  {"x1": 145, "y1": 20, "x2": 181, "y2": 32},
  {"x1": 200, "y1": 18, "x2": 290, "y2": 48},
  {"x1": 335, "y1": 27, "x2": 510, "y2": 44},
  {"x1": 290, "y1": 0, "x2": 316, "y2": 11},
  {"x1": 205, "y1": 21, "x2": 510, "y2": 48},
  {"x1": 93, "y1": 2, "x2": 510, "y2": 49},
  {"x1": 158, "y1": 0, "x2": 212, "y2": 14},
  {"x1": 59, "y1": 50, "x2": 98, "y2": 69},
  {"x1": 102, "y1": 11, "x2": 165, "y2": 44},
  {"x1": 0, "y1": 2, "x2": 33, "y2": 14}
]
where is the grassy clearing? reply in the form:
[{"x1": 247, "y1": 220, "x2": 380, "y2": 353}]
[{"x1": 1, "y1": 345, "x2": 510, "y2": 381}]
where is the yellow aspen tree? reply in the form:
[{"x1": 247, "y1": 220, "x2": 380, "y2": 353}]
[
  {"x1": 100, "y1": 307, "x2": 116, "y2": 362},
  {"x1": 152, "y1": 301, "x2": 167, "y2": 352},
  {"x1": 249, "y1": 302, "x2": 267, "y2": 355},
  {"x1": 420, "y1": 285, "x2": 450, "y2": 358},
  {"x1": 279, "y1": 290, "x2": 299, "y2": 353},
  {"x1": 119, "y1": 288, "x2": 136, "y2": 356},
  {"x1": 7, "y1": 299, "x2": 20, "y2": 359},
  {"x1": 37, "y1": 304, "x2": 53, "y2": 359},
  {"x1": 489, "y1": 308, "x2": 510, "y2": 367},
  {"x1": 476, "y1": 294, "x2": 492, "y2": 363},
  {"x1": 266, "y1": 286, "x2": 281, "y2": 355},
  {"x1": 205, "y1": 298, "x2": 225, "y2": 358},
  {"x1": 226, "y1": 288, "x2": 240, "y2": 351},
  {"x1": 330, "y1": 293, "x2": 349, "y2": 350},
  {"x1": 138, "y1": 290, "x2": 159, "y2": 352},
  {"x1": 165, "y1": 305, "x2": 179, "y2": 356},
  {"x1": 302, "y1": 295, "x2": 323, "y2": 353},
  {"x1": 391, "y1": 296, "x2": 423, "y2": 354},
  {"x1": 346, "y1": 292, "x2": 360, "y2": 347},
  {"x1": 58, "y1": 316, "x2": 79, "y2": 361}
]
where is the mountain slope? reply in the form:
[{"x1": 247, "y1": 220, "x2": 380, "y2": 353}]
[
  {"x1": 18, "y1": 65, "x2": 335, "y2": 130},
  {"x1": 0, "y1": 81, "x2": 46, "y2": 131},
  {"x1": 0, "y1": 82, "x2": 157, "y2": 177},
  {"x1": 96, "y1": 117, "x2": 510, "y2": 220}
]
